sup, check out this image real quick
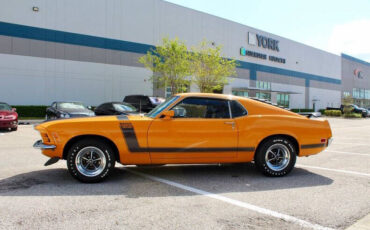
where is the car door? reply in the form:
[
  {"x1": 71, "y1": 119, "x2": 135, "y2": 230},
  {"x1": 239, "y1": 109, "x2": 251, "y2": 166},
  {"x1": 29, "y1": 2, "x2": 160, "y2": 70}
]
[{"x1": 148, "y1": 97, "x2": 238, "y2": 162}]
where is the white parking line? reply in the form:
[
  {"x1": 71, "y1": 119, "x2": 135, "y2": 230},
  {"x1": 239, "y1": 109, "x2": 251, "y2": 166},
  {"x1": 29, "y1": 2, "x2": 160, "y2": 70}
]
[
  {"x1": 333, "y1": 142, "x2": 370, "y2": 146},
  {"x1": 125, "y1": 168, "x2": 334, "y2": 230},
  {"x1": 325, "y1": 150, "x2": 370, "y2": 156},
  {"x1": 297, "y1": 164, "x2": 370, "y2": 178}
]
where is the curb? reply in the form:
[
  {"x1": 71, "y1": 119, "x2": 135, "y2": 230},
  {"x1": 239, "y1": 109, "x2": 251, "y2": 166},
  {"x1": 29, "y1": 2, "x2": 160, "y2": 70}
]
[{"x1": 18, "y1": 120, "x2": 44, "y2": 125}]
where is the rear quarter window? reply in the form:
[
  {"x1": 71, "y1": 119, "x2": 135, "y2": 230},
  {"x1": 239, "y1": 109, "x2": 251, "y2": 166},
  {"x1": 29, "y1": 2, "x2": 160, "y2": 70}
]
[{"x1": 230, "y1": 100, "x2": 248, "y2": 118}]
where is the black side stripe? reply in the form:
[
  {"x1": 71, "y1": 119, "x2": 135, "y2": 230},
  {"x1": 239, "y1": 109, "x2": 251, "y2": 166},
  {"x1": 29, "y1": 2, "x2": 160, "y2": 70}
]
[
  {"x1": 301, "y1": 143, "x2": 326, "y2": 149},
  {"x1": 119, "y1": 123, "x2": 255, "y2": 153}
]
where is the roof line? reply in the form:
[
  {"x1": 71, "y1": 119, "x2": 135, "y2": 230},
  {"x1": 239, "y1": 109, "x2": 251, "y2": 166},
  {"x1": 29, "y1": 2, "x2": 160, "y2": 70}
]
[{"x1": 341, "y1": 53, "x2": 370, "y2": 67}]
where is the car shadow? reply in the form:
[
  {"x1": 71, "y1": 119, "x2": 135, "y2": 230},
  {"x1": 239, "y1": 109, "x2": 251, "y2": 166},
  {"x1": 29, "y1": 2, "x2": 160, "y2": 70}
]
[
  {"x1": 0, "y1": 129, "x2": 12, "y2": 133},
  {"x1": 0, "y1": 163, "x2": 333, "y2": 197}
]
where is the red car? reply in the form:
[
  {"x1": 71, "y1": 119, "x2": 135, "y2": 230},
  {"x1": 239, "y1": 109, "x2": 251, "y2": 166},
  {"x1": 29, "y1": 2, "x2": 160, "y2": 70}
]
[{"x1": 0, "y1": 102, "x2": 18, "y2": 131}]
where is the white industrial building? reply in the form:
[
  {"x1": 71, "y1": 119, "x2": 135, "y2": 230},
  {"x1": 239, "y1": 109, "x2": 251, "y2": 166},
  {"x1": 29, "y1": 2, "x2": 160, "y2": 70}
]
[{"x1": 0, "y1": 0, "x2": 369, "y2": 110}]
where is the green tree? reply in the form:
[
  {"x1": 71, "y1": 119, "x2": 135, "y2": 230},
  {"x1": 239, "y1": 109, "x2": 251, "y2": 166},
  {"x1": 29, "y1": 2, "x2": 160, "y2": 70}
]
[
  {"x1": 190, "y1": 41, "x2": 238, "y2": 93},
  {"x1": 342, "y1": 95, "x2": 354, "y2": 115},
  {"x1": 138, "y1": 37, "x2": 191, "y2": 96}
]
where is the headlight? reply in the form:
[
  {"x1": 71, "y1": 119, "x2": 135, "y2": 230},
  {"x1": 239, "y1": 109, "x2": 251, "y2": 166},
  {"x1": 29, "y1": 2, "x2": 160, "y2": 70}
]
[
  {"x1": 4, "y1": 115, "x2": 16, "y2": 120},
  {"x1": 60, "y1": 113, "x2": 70, "y2": 118}
]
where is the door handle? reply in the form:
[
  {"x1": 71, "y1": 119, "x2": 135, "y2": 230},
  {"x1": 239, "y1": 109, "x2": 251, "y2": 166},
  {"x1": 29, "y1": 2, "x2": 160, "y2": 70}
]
[{"x1": 224, "y1": 121, "x2": 235, "y2": 129}]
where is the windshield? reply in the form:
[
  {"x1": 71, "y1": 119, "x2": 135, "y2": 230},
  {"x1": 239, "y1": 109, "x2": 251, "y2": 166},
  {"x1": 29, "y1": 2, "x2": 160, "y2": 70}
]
[
  {"x1": 113, "y1": 103, "x2": 137, "y2": 112},
  {"x1": 58, "y1": 102, "x2": 87, "y2": 110},
  {"x1": 0, "y1": 103, "x2": 11, "y2": 111},
  {"x1": 146, "y1": 96, "x2": 179, "y2": 118}
]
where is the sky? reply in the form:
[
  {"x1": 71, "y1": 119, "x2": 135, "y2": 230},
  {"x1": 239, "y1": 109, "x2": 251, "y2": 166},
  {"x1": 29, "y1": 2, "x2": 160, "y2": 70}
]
[{"x1": 165, "y1": 0, "x2": 370, "y2": 62}]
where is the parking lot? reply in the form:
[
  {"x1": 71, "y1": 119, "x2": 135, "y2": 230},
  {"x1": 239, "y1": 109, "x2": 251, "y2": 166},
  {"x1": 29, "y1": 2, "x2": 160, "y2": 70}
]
[{"x1": 0, "y1": 117, "x2": 369, "y2": 230}]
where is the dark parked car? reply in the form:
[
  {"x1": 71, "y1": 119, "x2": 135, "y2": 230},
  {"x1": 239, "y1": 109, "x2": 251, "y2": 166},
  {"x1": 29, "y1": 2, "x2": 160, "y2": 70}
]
[
  {"x1": 340, "y1": 104, "x2": 368, "y2": 117},
  {"x1": 94, "y1": 102, "x2": 137, "y2": 116},
  {"x1": 123, "y1": 95, "x2": 165, "y2": 113},
  {"x1": 46, "y1": 102, "x2": 94, "y2": 120},
  {"x1": 0, "y1": 102, "x2": 18, "y2": 131}
]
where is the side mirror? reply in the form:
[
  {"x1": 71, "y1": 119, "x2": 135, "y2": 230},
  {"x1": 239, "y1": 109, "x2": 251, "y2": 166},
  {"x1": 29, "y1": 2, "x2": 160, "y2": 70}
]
[
  {"x1": 12, "y1": 108, "x2": 16, "y2": 112},
  {"x1": 87, "y1": 106, "x2": 92, "y2": 110},
  {"x1": 161, "y1": 110, "x2": 174, "y2": 119}
]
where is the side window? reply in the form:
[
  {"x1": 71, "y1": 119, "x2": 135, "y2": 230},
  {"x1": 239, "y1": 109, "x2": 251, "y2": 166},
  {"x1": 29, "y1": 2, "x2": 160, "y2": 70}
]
[
  {"x1": 52, "y1": 103, "x2": 57, "y2": 109},
  {"x1": 100, "y1": 103, "x2": 111, "y2": 110},
  {"x1": 171, "y1": 97, "x2": 230, "y2": 119},
  {"x1": 141, "y1": 97, "x2": 150, "y2": 106},
  {"x1": 230, "y1": 100, "x2": 248, "y2": 118},
  {"x1": 124, "y1": 96, "x2": 134, "y2": 103}
]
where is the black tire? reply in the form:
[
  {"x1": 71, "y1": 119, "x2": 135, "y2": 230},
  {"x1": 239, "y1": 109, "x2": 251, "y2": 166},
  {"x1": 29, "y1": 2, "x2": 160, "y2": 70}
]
[
  {"x1": 66, "y1": 138, "x2": 116, "y2": 183},
  {"x1": 254, "y1": 137, "x2": 297, "y2": 177},
  {"x1": 11, "y1": 127, "x2": 17, "y2": 131}
]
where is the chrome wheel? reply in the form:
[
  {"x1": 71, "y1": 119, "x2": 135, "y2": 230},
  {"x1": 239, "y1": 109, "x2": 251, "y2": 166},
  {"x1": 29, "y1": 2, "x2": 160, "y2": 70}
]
[
  {"x1": 75, "y1": 146, "x2": 106, "y2": 177},
  {"x1": 265, "y1": 143, "x2": 290, "y2": 171}
]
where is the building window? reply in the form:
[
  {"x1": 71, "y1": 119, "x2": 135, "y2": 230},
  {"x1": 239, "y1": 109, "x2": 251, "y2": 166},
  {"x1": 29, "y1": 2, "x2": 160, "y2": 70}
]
[
  {"x1": 232, "y1": 90, "x2": 248, "y2": 97},
  {"x1": 256, "y1": 81, "x2": 271, "y2": 90},
  {"x1": 353, "y1": 88, "x2": 370, "y2": 99},
  {"x1": 343, "y1": 91, "x2": 350, "y2": 97},
  {"x1": 165, "y1": 87, "x2": 172, "y2": 98},
  {"x1": 366, "y1": 90, "x2": 370, "y2": 99},
  {"x1": 256, "y1": 92, "x2": 271, "y2": 100},
  {"x1": 277, "y1": 93, "x2": 289, "y2": 107},
  {"x1": 165, "y1": 82, "x2": 190, "y2": 98}
]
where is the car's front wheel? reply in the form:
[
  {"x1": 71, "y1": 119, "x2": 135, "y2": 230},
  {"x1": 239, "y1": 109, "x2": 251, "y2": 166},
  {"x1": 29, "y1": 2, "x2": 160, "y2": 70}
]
[
  {"x1": 254, "y1": 137, "x2": 296, "y2": 177},
  {"x1": 66, "y1": 138, "x2": 116, "y2": 183}
]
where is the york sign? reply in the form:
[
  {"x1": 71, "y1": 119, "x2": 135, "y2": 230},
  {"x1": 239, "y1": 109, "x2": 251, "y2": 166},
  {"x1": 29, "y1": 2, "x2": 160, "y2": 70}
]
[{"x1": 248, "y1": 32, "x2": 279, "y2": 52}]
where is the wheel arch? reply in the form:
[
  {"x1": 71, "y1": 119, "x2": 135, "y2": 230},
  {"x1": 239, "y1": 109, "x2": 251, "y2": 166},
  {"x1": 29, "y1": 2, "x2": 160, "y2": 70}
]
[
  {"x1": 255, "y1": 134, "x2": 300, "y2": 158},
  {"x1": 62, "y1": 135, "x2": 120, "y2": 163}
]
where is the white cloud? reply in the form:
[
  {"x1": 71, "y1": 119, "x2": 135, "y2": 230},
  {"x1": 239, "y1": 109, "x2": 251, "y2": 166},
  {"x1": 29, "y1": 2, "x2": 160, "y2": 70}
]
[{"x1": 328, "y1": 19, "x2": 370, "y2": 62}]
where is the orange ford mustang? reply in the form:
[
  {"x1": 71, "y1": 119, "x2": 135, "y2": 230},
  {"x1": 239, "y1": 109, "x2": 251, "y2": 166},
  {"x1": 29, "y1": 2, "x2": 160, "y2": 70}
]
[{"x1": 34, "y1": 93, "x2": 332, "y2": 182}]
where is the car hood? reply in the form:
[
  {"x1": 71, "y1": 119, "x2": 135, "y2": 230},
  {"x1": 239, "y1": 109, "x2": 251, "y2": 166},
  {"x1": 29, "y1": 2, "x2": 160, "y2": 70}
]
[
  {"x1": 37, "y1": 114, "x2": 151, "y2": 129},
  {"x1": 0, "y1": 110, "x2": 17, "y2": 116}
]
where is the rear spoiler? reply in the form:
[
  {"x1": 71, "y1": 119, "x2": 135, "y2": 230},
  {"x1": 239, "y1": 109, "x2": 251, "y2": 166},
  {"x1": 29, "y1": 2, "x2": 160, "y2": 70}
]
[{"x1": 298, "y1": 112, "x2": 322, "y2": 118}]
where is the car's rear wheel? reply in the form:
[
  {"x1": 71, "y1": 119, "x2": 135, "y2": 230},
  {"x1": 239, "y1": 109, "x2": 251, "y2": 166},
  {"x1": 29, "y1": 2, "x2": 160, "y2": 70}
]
[
  {"x1": 255, "y1": 137, "x2": 296, "y2": 177},
  {"x1": 66, "y1": 138, "x2": 115, "y2": 183}
]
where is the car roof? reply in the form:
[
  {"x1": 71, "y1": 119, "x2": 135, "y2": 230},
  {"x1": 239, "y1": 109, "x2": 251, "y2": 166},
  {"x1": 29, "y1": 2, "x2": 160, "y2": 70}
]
[
  {"x1": 53, "y1": 101, "x2": 84, "y2": 104},
  {"x1": 100, "y1": 102, "x2": 132, "y2": 104},
  {"x1": 175, "y1": 93, "x2": 290, "y2": 110},
  {"x1": 175, "y1": 93, "x2": 235, "y2": 100},
  {"x1": 125, "y1": 95, "x2": 163, "y2": 98}
]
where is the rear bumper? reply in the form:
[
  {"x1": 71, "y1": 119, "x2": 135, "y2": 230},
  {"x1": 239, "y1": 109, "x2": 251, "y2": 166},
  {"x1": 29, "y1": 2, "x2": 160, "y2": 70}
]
[
  {"x1": 33, "y1": 140, "x2": 56, "y2": 150},
  {"x1": 0, "y1": 120, "x2": 18, "y2": 128}
]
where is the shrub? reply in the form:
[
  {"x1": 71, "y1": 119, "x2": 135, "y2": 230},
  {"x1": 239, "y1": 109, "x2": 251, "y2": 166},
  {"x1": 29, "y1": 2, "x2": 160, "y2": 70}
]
[
  {"x1": 343, "y1": 113, "x2": 362, "y2": 118},
  {"x1": 291, "y1": 108, "x2": 314, "y2": 113},
  {"x1": 12, "y1": 105, "x2": 47, "y2": 118},
  {"x1": 324, "y1": 110, "x2": 341, "y2": 117}
]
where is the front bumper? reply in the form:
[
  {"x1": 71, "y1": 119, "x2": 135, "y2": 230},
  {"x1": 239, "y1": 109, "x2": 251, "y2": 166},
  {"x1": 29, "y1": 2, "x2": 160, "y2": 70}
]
[
  {"x1": 0, "y1": 120, "x2": 18, "y2": 128},
  {"x1": 33, "y1": 140, "x2": 56, "y2": 150},
  {"x1": 327, "y1": 137, "x2": 333, "y2": 147}
]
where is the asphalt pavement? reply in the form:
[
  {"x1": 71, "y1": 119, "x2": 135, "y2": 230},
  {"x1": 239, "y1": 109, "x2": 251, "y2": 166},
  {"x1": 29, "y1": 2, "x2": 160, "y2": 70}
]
[{"x1": 0, "y1": 117, "x2": 369, "y2": 230}]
